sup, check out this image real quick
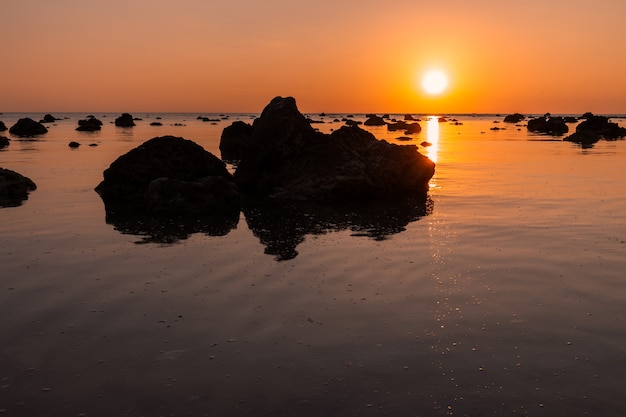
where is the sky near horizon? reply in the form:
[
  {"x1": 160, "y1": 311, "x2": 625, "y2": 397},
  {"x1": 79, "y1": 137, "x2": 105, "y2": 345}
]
[{"x1": 2, "y1": 0, "x2": 625, "y2": 114}]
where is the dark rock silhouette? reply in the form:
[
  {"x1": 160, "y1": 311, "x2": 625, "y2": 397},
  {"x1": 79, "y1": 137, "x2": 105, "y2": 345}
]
[
  {"x1": 40, "y1": 114, "x2": 58, "y2": 123},
  {"x1": 504, "y1": 113, "x2": 525, "y2": 123},
  {"x1": 563, "y1": 115, "x2": 626, "y2": 146},
  {"x1": 150, "y1": 122, "x2": 163, "y2": 126},
  {"x1": 580, "y1": 112, "x2": 594, "y2": 120},
  {"x1": 219, "y1": 120, "x2": 253, "y2": 161},
  {"x1": 69, "y1": 141, "x2": 80, "y2": 148},
  {"x1": 233, "y1": 96, "x2": 435, "y2": 201},
  {"x1": 0, "y1": 121, "x2": 6, "y2": 132},
  {"x1": 115, "y1": 113, "x2": 136, "y2": 127},
  {"x1": 9, "y1": 118, "x2": 48, "y2": 137},
  {"x1": 364, "y1": 114, "x2": 386, "y2": 126},
  {"x1": 404, "y1": 114, "x2": 418, "y2": 121},
  {"x1": 244, "y1": 195, "x2": 433, "y2": 261},
  {"x1": 0, "y1": 136, "x2": 9, "y2": 149},
  {"x1": 527, "y1": 115, "x2": 569, "y2": 136},
  {"x1": 0, "y1": 167, "x2": 37, "y2": 207},
  {"x1": 95, "y1": 135, "x2": 239, "y2": 216},
  {"x1": 76, "y1": 116, "x2": 103, "y2": 131}
]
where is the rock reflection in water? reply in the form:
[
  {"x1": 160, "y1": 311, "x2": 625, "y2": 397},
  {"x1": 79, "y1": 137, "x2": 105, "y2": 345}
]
[{"x1": 243, "y1": 195, "x2": 433, "y2": 261}]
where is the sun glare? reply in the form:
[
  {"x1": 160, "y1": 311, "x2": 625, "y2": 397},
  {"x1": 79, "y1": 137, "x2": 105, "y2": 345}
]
[{"x1": 421, "y1": 70, "x2": 448, "y2": 95}]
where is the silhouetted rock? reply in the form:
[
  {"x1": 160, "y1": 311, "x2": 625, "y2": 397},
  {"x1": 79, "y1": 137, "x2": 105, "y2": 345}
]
[
  {"x1": 0, "y1": 121, "x2": 6, "y2": 132},
  {"x1": 233, "y1": 96, "x2": 435, "y2": 201},
  {"x1": 40, "y1": 114, "x2": 58, "y2": 123},
  {"x1": 364, "y1": 114, "x2": 386, "y2": 126},
  {"x1": 69, "y1": 141, "x2": 80, "y2": 148},
  {"x1": 580, "y1": 112, "x2": 594, "y2": 120},
  {"x1": 0, "y1": 167, "x2": 37, "y2": 207},
  {"x1": 404, "y1": 114, "x2": 417, "y2": 121},
  {"x1": 115, "y1": 113, "x2": 135, "y2": 127},
  {"x1": 150, "y1": 122, "x2": 163, "y2": 126},
  {"x1": 503, "y1": 113, "x2": 525, "y2": 123},
  {"x1": 219, "y1": 120, "x2": 253, "y2": 161},
  {"x1": 95, "y1": 135, "x2": 239, "y2": 217},
  {"x1": 76, "y1": 116, "x2": 103, "y2": 131},
  {"x1": 9, "y1": 118, "x2": 48, "y2": 137},
  {"x1": 563, "y1": 115, "x2": 626, "y2": 146},
  {"x1": 0, "y1": 136, "x2": 9, "y2": 149},
  {"x1": 527, "y1": 115, "x2": 569, "y2": 136}
]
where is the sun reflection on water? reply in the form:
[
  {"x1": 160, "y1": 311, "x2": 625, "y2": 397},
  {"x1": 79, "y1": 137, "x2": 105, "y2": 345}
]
[{"x1": 425, "y1": 116, "x2": 440, "y2": 164}]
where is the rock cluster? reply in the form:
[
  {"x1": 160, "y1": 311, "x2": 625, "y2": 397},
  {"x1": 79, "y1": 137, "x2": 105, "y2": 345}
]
[
  {"x1": 564, "y1": 114, "x2": 626, "y2": 146},
  {"x1": 527, "y1": 114, "x2": 569, "y2": 136},
  {"x1": 76, "y1": 116, "x2": 103, "y2": 131}
]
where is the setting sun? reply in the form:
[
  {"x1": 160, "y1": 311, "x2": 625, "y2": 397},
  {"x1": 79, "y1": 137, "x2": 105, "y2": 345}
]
[{"x1": 421, "y1": 70, "x2": 449, "y2": 95}]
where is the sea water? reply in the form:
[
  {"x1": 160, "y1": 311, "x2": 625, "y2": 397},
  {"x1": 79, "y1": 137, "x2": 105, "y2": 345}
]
[{"x1": 1, "y1": 111, "x2": 626, "y2": 416}]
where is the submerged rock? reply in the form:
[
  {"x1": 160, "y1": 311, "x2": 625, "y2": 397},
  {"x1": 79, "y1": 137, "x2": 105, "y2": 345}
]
[
  {"x1": 564, "y1": 115, "x2": 626, "y2": 146},
  {"x1": 95, "y1": 135, "x2": 239, "y2": 216},
  {"x1": 527, "y1": 115, "x2": 569, "y2": 136},
  {"x1": 115, "y1": 113, "x2": 136, "y2": 127},
  {"x1": 0, "y1": 167, "x2": 37, "y2": 207},
  {"x1": 233, "y1": 96, "x2": 435, "y2": 201},
  {"x1": 9, "y1": 118, "x2": 48, "y2": 137}
]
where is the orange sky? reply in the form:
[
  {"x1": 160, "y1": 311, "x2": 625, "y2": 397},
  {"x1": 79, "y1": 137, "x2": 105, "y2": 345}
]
[{"x1": 2, "y1": 0, "x2": 625, "y2": 114}]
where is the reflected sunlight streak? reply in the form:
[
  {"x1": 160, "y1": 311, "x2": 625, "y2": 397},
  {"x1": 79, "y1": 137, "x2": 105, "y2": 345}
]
[{"x1": 426, "y1": 116, "x2": 440, "y2": 164}]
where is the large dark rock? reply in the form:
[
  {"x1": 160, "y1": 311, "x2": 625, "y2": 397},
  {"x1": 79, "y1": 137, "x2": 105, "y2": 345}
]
[
  {"x1": 0, "y1": 121, "x2": 7, "y2": 131},
  {"x1": 0, "y1": 167, "x2": 37, "y2": 207},
  {"x1": 0, "y1": 136, "x2": 9, "y2": 149},
  {"x1": 115, "y1": 113, "x2": 136, "y2": 127},
  {"x1": 219, "y1": 120, "x2": 253, "y2": 161},
  {"x1": 527, "y1": 115, "x2": 569, "y2": 136},
  {"x1": 9, "y1": 118, "x2": 48, "y2": 137},
  {"x1": 564, "y1": 115, "x2": 626, "y2": 146},
  {"x1": 95, "y1": 135, "x2": 239, "y2": 216},
  {"x1": 76, "y1": 116, "x2": 103, "y2": 131},
  {"x1": 503, "y1": 113, "x2": 525, "y2": 123},
  {"x1": 233, "y1": 96, "x2": 435, "y2": 201}
]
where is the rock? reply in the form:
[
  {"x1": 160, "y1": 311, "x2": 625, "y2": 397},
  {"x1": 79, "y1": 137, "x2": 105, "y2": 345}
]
[
  {"x1": 115, "y1": 113, "x2": 136, "y2": 127},
  {"x1": 9, "y1": 118, "x2": 48, "y2": 137},
  {"x1": 364, "y1": 114, "x2": 386, "y2": 126},
  {"x1": 503, "y1": 113, "x2": 525, "y2": 123},
  {"x1": 219, "y1": 120, "x2": 253, "y2": 161},
  {"x1": 0, "y1": 136, "x2": 9, "y2": 149},
  {"x1": 580, "y1": 112, "x2": 594, "y2": 120},
  {"x1": 387, "y1": 121, "x2": 411, "y2": 131},
  {"x1": 404, "y1": 123, "x2": 422, "y2": 134},
  {"x1": 0, "y1": 167, "x2": 37, "y2": 207},
  {"x1": 0, "y1": 121, "x2": 6, "y2": 131},
  {"x1": 404, "y1": 114, "x2": 417, "y2": 121},
  {"x1": 527, "y1": 115, "x2": 569, "y2": 136},
  {"x1": 40, "y1": 114, "x2": 58, "y2": 123},
  {"x1": 76, "y1": 116, "x2": 103, "y2": 131},
  {"x1": 69, "y1": 141, "x2": 81, "y2": 148},
  {"x1": 563, "y1": 115, "x2": 626, "y2": 145},
  {"x1": 233, "y1": 96, "x2": 435, "y2": 201},
  {"x1": 150, "y1": 122, "x2": 163, "y2": 126},
  {"x1": 95, "y1": 135, "x2": 239, "y2": 216}
]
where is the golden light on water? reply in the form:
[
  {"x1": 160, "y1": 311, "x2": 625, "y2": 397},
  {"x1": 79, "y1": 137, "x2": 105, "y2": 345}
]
[{"x1": 425, "y1": 116, "x2": 440, "y2": 164}]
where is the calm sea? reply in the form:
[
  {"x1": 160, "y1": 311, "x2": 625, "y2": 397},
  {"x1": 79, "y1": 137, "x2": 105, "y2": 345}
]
[{"x1": 1, "y1": 111, "x2": 626, "y2": 416}]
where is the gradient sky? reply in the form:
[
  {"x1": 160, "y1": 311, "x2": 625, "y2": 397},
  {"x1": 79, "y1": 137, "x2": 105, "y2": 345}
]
[{"x1": 2, "y1": 0, "x2": 625, "y2": 114}]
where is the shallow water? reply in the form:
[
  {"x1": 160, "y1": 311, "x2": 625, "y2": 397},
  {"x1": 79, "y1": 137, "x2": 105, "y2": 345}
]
[{"x1": 1, "y1": 112, "x2": 626, "y2": 416}]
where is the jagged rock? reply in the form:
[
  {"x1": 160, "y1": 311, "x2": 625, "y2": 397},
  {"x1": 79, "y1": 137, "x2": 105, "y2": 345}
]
[
  {"x1": 0, "y1": 136, "x2": 9, "y2": 149},
  {"x1": 364, "y1": 114, "x2": 386, "y2": 126},
  {"x1": 0, "y1": 167, "x2": 37, "y2": 207},
  {"x1": 9, "y1": 118, "x2": 48, "y2": 137},
  {"x1": 564, "y1": 115, "x2": 626, "y2": 145},
  {"x1": 233, "y1": 96, "x2": 435, "y2": 201},
  {"x1": 219, "y1": 120, "x2": 253, "y2": 161},
  {"x1": 76, "y1": 116, "x2": 103, "y2": 131},
  {"x1": 527, "y1": 115, "x2": 569, "y2": 136},
  {"x1": 503, "y1": 113, "x2": 525, "y2": 123},
  {"x1": 95, "y1": 135, "x2": 239, "y2": 216},
  {"x1": 115, "y1": 113, "x2": 136, "y2": 127}
]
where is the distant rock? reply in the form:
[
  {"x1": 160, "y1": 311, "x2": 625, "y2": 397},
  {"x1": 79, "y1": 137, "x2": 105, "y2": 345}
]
[
  {"x1": 404, "y1": 114, "x2": 417, "y2": 121},
  {"x1": 115, "y1": 113, "x2": 136, "y2": 127},
  {"x1": 564, "y1": 115, "x2": 626, "y2": 146},
  {"x1": 364, "y1": 114, "x2": 386, "y2": 126},
  {"x1": 580, "y1": 112, "x2": 594, "y2": 120},
  {"x1": 0, "y1": 167, "x2": 37, "y2": 207},
  {"x1": 76, "y1": 116, "x2": 103, "y2": 131},
  {"x1": 95, "y1": 135, "x2": 239, "y2": 217},
  {"x1": 503, "y1": 113, "x2": 525, "y2": 123},
  {"x1": 0, "y1": 136, "x2": 9, "y2": 149},
  {"x1": 0, "y1": 121, "x2": 6, "y2": 132},
  {"x1": 69, "y1": 141, "x2": 81, "y2": 148},
  {"x1": 219, "y1": 120, "x2": 253, "y2": 161},
  {"x1": 527, "y1": 115, "x2": 569, "y2": 136},
  {"x1": 40, "y1": 114, "x2": 58, "y2": 123},
  {"x1": 150, "y1": 122, "x2": 163, "y2": 126},
  {"x1": 9, "y1": 118, "x2": 48, "y2": 137},
  {"x1": 233, "y1": 96, "x2": 435, "y2": 201}
]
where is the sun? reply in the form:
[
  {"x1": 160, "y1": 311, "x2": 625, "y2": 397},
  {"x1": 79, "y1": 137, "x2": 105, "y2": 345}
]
[{"x1": 421, "y1": 70, "x2": 449, "y2": 95}]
